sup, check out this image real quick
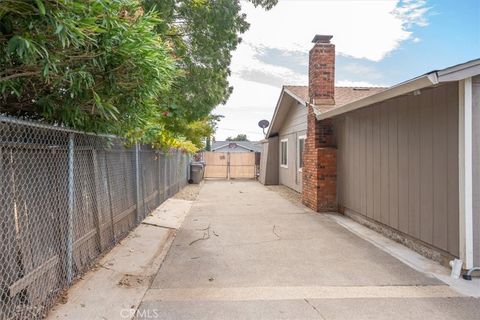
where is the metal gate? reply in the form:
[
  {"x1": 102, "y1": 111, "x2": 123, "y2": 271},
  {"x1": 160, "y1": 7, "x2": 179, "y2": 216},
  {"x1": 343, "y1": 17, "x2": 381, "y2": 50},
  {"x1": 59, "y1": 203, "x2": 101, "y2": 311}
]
[{"x1": 203, "y1": 152, "x2": 256, "y2": 179}]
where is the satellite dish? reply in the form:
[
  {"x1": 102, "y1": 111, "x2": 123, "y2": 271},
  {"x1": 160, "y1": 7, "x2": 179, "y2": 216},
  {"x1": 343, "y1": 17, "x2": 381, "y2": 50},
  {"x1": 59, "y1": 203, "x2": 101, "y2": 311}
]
[
  {"x1": 258, "y1": 119, "x2": 270, "y2": 138},
  {"x1": 258, "y1": 119, "x2": 269, "y2": 129}
]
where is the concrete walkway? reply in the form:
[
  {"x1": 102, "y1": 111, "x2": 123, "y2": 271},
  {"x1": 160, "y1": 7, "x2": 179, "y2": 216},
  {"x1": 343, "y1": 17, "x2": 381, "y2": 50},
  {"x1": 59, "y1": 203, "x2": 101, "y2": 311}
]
[{"x1": 136, "y1": 180, "x2": 479, "y2": 320}]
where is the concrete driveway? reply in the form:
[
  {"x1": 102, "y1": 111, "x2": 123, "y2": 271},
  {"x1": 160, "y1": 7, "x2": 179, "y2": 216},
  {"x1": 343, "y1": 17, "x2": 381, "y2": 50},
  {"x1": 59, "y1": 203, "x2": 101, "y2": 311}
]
[{"x1": 136, "y1": 180, "x2": 479, "y2": 320}]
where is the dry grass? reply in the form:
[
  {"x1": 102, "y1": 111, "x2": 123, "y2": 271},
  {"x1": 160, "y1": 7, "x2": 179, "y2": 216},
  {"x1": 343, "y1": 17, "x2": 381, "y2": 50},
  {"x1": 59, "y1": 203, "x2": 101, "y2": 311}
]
[
  {"x1": 173, "y1": 182, "x2": 203, "y2": 201},
  {"x1": 266, "y1": 185, "x2": 303, "y2": 206}
]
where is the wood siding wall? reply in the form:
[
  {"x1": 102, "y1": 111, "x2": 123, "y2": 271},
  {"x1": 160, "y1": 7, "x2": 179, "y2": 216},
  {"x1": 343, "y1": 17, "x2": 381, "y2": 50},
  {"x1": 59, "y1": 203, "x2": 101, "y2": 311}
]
[
  {"x1": 335, "y1": 82, "x2": 460, "y2": 256},
  {"x1": 259, "y1": 137, "x2": 279, "y2": 185},
  {"x1": 278, "y1": 101, "x2": 307, "y2": 193}
]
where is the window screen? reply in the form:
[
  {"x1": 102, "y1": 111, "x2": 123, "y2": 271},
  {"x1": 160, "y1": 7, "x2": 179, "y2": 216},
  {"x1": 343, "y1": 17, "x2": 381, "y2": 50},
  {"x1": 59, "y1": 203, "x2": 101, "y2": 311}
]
[
  {"x1": 298, "y1": 137, "x2": 305, "y2": 170},
  {"x1": 280, "y1": 139, "x2": 288, "y2": 167}
]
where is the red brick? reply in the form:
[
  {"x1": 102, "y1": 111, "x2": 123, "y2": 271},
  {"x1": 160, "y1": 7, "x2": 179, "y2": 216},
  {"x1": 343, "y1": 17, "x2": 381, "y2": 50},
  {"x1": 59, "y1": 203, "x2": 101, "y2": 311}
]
[{"x1": 302, "y1": 38, "x2": 337, "y2": 213}]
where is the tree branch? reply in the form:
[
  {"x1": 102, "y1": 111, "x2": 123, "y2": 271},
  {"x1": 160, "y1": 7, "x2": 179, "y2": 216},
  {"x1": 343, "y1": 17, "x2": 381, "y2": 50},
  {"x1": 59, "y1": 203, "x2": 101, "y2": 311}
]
[{"x1": 0, "y1": 71, "x2": 41, "y2": 82}]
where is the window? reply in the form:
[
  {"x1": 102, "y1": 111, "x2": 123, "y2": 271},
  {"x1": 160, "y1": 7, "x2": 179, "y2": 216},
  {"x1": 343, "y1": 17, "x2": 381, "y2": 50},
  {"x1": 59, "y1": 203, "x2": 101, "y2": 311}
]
[
  {"x1": 298, "y1": 135, "x2": 305, "y2": 171},
  {"x1": 280, "y1": 139, "x2": 288, "y2": 168}
]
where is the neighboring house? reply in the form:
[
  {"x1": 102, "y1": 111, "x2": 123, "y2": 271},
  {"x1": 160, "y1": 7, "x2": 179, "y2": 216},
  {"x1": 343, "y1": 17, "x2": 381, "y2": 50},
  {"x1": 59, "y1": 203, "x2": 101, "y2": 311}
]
[
  {"x1": 212, "y1": 141, "x2": 262, "y2": 153},
  {"x1": 260, "y1": 34, "x2": 480, "y2": 270}
]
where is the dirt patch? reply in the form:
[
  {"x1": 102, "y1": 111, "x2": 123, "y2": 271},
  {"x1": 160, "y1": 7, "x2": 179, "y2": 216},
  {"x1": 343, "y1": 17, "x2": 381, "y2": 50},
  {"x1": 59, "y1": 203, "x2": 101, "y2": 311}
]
[
  {"x1": 117, "y1": 274, "x2": 149, "y2": 288},
  {"x1": 266, "y1": 185, "x2": 303, "y2": 206},
  {"x1": 173, "y1": 182, "x2": 202, "y2": 201}
]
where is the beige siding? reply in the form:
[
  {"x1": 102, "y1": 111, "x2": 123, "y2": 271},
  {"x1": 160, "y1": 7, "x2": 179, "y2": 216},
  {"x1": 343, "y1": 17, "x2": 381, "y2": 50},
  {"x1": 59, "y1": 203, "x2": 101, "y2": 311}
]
[
  {"x1": 259, "y1": 137, "x2": 279, "y2": 185},
  {"x1": 278, "y1": 101, "x2": 307, "y2": 193},
  {"x1": 335, "y1": 82, "x2": 459, "y2": 257},
  {"x1": 280, "y1": 101, "x2": 308, "y2": 135},
  {"x1": 278, "y1": 132, "x2": 305, "y2": 192},
  {"x1": 473, "y1": 75, "x2": 480, "y2": 266}
]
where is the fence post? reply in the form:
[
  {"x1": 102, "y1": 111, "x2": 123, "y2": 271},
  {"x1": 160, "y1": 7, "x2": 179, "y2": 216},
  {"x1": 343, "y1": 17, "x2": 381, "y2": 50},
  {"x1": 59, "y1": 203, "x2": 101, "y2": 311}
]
[
  {"x1": 186, "y1": 153, "x2": 190, "y2": 182},
  {"x1": 135, "y1": 143, "x2": 141, "y2": 224},
  {"x1": 104, "y1": 156, "x2": 116, "y2": 243},
  {"x1": 66, "y1": 133, "x2": 74, "y2": 284},
  {"x1": 91, "y1": 149, "x2": 103, "y2": 251},
  {"x1": 157, "y1": 152, "x2": 161, "y2": 206}
]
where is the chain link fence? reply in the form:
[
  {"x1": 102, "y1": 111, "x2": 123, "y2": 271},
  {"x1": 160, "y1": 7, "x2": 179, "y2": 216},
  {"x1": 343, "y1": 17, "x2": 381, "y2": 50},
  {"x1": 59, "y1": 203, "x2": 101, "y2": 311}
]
[{"x1": 0, "y1": 116, "x2": 190, "y2": 319}]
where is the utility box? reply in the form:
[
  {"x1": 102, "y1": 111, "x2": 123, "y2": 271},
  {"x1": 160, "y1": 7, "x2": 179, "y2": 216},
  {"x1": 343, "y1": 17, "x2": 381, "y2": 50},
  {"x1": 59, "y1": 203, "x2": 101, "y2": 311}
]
[{"x1": 189, "y1": 163, "x2": 204, "y2": 184}]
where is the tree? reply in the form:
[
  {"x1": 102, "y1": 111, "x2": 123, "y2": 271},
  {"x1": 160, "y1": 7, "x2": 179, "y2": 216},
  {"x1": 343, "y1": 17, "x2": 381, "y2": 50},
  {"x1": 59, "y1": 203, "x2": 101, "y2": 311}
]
[
  {"x1": 144, "y1": 0, "x2": 278, "y2": 141},
  {"x1": 205, "y1": 137, "x2": 211, "y2": 151},
  {"x1": 226, "y1": 134, "x2": 248, "y2": 141},
  {"x1": 0, "y1": 0, "x2": 278, "y2": 151},
  {"x1": 1, "y1": 0, "x2": 176, "y2": 134}
]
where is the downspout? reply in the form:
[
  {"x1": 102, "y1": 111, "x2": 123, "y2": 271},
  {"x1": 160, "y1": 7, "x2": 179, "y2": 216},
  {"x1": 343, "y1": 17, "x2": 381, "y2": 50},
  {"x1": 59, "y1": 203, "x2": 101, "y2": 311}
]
[
  {"x1": 462, "y1": 267, "x2": 480, "y2": 280},
  {"x1": 459, "y1": 78, "x2": 474, "y2": 270}
]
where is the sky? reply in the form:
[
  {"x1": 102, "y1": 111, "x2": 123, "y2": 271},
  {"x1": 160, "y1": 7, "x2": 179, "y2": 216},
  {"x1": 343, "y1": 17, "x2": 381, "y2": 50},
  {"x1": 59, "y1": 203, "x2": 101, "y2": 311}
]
[{"x1": 213, "y1": 0, "x2": 480, "y2": 141}]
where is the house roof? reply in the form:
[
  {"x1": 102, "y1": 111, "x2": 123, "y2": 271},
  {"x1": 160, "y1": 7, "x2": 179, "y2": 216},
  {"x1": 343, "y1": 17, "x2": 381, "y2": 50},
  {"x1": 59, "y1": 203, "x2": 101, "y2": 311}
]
[
  {"x1": 267, "y1": 58, "x2": 480, "y2": 137},
  {"x1": 284, "y1": 86, "x2": 386, "y2": 113},
  {"x1": 315, "y1": 58, "x2": 480, "y2": 120},
  {"x1": 266, "y1": 85, "x2": 385, "y2": 138},
  {"x1": 212, "y1": 141, "x2": 262, "y2": 152}
]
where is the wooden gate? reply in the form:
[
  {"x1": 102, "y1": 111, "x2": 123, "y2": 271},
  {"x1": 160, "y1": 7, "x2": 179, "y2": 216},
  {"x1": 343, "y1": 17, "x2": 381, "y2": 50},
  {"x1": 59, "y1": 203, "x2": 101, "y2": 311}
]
[
  {"x1": 203, "y1": 152, "x2": 228, "y2": 178},
  {"x1": 203, "y1": 152, "x2": 256, "y2": 179}
]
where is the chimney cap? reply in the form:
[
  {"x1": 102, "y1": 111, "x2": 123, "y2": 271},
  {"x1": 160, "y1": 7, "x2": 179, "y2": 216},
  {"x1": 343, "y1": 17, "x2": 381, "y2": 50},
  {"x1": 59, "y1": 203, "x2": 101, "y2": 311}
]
[{"x1": 312, "y1": 35, "x2": 333, "y2": 44}]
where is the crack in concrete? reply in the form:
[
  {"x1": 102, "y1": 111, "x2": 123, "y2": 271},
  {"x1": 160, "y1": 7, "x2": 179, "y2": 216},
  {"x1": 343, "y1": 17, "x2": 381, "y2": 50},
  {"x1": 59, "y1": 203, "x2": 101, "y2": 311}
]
[
  {"x1": 141, "y1": 222, "x2": 175, "y2": 229},
  {"x1": 272, "y1": 225, "x2": 281, "y2": 240},
  {"x1": 304, "y1": 298, "x2": 326, "y2": 319}
]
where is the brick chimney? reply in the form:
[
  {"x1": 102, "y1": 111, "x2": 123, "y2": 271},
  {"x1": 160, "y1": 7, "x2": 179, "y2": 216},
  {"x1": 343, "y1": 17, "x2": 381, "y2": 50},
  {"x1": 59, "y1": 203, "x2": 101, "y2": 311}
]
[
  {"x1": 309, "y1": 35, "x2": 335, "y2": 106},
  {"x1": 302, "y1": 35, "x2": 337, "y2": 213}
]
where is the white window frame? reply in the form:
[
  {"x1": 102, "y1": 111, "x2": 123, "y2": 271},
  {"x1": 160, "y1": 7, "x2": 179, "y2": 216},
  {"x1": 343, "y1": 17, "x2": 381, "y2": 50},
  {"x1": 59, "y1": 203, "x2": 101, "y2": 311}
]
[
  {"x1": 280, "y1": 139, "x2": 288, "y2": 168},
  {"x1": 297, "y1": 135, "x2": 306, "y2": 172}
]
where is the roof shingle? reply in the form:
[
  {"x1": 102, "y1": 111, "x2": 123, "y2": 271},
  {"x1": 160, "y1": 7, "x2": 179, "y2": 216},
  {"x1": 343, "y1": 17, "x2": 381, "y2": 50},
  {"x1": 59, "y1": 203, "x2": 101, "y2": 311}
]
[{"x1": 284, "y1": 85, "x2": 387, "y2": 113}]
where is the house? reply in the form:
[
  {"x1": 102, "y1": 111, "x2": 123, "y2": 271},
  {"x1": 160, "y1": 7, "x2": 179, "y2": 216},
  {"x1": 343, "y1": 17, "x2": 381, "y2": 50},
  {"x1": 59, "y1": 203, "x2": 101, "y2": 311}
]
[
  {"x1": 259, "y1": 85, "x2": 385, "y2": 192},
  {"x1": 212, "y1": 141, "x2": 262, "y2": 153},
  {"x1": 260, "y1": 34, "x2": 480, "y2": 270}
]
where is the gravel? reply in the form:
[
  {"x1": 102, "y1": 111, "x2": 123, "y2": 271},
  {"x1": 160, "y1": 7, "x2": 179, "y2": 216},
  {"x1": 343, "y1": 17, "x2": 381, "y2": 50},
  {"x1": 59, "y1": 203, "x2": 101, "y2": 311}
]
[
  {"x1": 173, "y1": 182, "x2": 203, "y2": 201},
  {"x1": 266, "y1": 185, "x2": 303, "y2": 206}
]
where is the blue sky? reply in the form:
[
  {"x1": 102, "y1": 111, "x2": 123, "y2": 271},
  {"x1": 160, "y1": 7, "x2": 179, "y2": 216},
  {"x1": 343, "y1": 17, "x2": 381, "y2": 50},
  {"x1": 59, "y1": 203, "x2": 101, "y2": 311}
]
[
  {"x1": 214, "y1": 0, "x2": 480, "y2": 141},
  {"x1": 372, "y1": 0, "x2": 479, "y2": 84}
]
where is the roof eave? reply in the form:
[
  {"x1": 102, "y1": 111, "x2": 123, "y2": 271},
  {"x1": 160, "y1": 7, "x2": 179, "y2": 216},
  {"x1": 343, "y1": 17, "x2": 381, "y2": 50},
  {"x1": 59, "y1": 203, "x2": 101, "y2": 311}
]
[
  {"x1": 314, "y1": 73, "x2": 438, "y2": 120},
  {"x1": 266, "y1": 87, "x2": 308, "y2": 138},
  {"x1": 266, "y1": 89, "x2": 286, "y2": 138},
  {"x1": 314, "y1": 58, "x2": 480, "y2": 121},
  {"x1": 436, "y1": 59, "x2": 480, "y2": 82},
  {"x1": 283, "y1": 87, "x2": 308, "y2": 105}
]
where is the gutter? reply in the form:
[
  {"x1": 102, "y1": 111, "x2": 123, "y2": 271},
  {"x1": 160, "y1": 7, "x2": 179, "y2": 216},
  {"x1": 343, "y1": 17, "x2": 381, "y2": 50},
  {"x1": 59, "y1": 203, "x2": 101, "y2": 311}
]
[
  {"x1": 314, "y1": 72, "x2": 439, "y2": 120},
  {"x1": 314, "y1": 58, "x2": 480, "y2": 121}
]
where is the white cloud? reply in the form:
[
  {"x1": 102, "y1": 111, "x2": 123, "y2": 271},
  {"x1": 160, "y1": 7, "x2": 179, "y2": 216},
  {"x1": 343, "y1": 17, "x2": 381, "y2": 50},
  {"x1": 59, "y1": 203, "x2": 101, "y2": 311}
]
[
  {"x1": 239, "y1": 0, "x2": 429, "y2": 62},
  {"x1": 341, "y1": 63, "x2": 383, "y2": 80},
  {"x1": 336, "y1": 80, "x2": 388, "y2": 88},
  {"x1": 393, "y1": 0, "x2": 430, "y2": 28},
  {"x1": 215, "y1": 0, "x2": 430, "y2": 140},
  {"x1": 215, "y1": 76, "x2": 280, "y2": 141},
  {"x1": 232, "y1": 43, "x2": 307, "y2": 86}
]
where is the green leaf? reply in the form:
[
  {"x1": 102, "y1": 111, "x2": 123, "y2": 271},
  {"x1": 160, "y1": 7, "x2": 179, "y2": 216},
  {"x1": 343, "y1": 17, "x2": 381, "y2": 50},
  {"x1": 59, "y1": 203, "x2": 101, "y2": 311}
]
[
  {"x1": 0, "y1": 0, "x2": 277, "y2": 151},
  {"x1": 34, "y1": 0, "x2": 46, "y2": 16},
  {"x1": 55, "y1": 24, "x2": 63, "y2": 34}
]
